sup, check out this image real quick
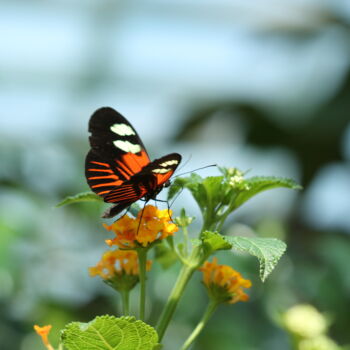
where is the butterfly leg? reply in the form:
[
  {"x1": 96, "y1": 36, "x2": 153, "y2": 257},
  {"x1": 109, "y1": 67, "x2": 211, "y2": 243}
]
[
  {"x1": 166, "y1": 200, "x2": 173, "y2": 223},
  {"x1": 151, "y1": 198, "x2": 174, "y2": 223},
  {"x1": 136, "y1": 201, "x2": 148, "y2": 235},
  {"x1": 151, "y1": 198, "x2": 169, "y2": 211}
]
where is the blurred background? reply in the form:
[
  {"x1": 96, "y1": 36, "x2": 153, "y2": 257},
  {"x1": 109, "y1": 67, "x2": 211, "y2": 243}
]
[{"x1": 1, "y1": 0, "x2": 350, "y2": 349}]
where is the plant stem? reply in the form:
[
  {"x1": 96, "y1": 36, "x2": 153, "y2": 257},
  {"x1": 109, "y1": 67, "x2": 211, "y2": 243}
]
[
  {"x1": 182, "y1": 226, "x2": 189, "y2": 256},
  {"x1": 137, "y1": 248, "x2": 147, "y2": 320},
  {"x1": 181, "y1": 300, "x2": 218, "y2": 350},
  {"x1": 120, "y1": 289, "x2": 130, "y2": 315},
  {"x1": 156, "y1": 263, "x2": 196, "y2": 341}
]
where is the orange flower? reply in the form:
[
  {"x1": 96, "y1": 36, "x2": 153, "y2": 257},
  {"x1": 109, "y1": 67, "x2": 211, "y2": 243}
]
[
  {"x1": 105, "y1": 205, "x2": 178, "y2": 248},
  {"x1": 200, "y1": 257, "x2": 252, "y2": 304},
  {"x1": 34, "y1": 325, "x2": 54, "y2": 350},
  {"x1": 89, "y1": 249, "x2": 152, "y2": 279},
  {"x1": 104, "y1": 215, "x2": 138, "y2": 248}
]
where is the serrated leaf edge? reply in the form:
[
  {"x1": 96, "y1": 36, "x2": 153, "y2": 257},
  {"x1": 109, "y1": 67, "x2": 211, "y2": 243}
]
[{"x1": 227, "y1": 237, "x2": 287, "y2": 282}]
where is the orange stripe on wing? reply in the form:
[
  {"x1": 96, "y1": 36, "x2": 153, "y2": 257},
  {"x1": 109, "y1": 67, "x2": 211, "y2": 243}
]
[
  {"x1": 91, "y1": 181, "x2": 121, "y2": 188},
  {"x1": 116, "y1": 160, "x2": 134, "y2": 177},
  {"x1": 90, "y1": 161, "x2": 110, "y2": 167},
  {"x1": 115, "y1": 165, "x2": 131, "y2": 179},
  {"x1": 87, "y1": 168, "x2": 114, "y2": 173},
  {"x1": 88, "y1": 175, "x2": 119, "y2": 180},
  {"x1": 107, "y1": 195, "x2": 138, "y2": 202},
  {"x1": 105, "y1": 189, "x2": 136, "y2": 200},
  {"x1": 97, "y1": 190, "x2": 111, "y2": 195},
  {"x1": 155, "y1": 171, "x2": 175, "y2": 187},
  {"x1": 121, "y1": 150, "x2": 150, "y2": 172}
]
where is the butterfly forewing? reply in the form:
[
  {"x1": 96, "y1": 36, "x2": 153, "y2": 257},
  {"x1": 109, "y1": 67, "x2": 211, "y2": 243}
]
[
  {"x1": 143, "y1": 153, "x2": 182, "y2": 188},
  {"x1": 85, "y1": 107, "x2": 150, "y2": 197}
]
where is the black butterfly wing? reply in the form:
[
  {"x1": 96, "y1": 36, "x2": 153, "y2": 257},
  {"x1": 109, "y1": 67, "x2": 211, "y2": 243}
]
[
  {"x1": 85, "y1": 107, "x2": 151, "y2": 198},
  {"x1": 141, "y1": 153, "x2": 182, "y2": 189}
]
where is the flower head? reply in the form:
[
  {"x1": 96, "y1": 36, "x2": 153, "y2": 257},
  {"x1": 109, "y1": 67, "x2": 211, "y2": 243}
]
[
  {"x1": 226, "y1": 168, "x2": 250, "y2": 190},
  {"x1": 89, "y1": 249, "x2": 152, "y2": 291},
  {"x1": 89, "y1": 249, "x2": 152, "y2": 278},
  {"x1": 34, "y1": 325, "x2": 54, "y2": 350},
  {"x1": 104, "y1": 205, "x2": 178, "y2": 248},
  {"x1": 200, "y1": 257, "x2": 252, "y2": 304}
]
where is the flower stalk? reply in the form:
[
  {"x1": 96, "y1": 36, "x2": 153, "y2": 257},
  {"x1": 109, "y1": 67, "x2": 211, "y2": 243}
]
[
  {"x1": 181, "y1": 299, "x2": 219, "y2": 350},
  {"x1": 157, "y1": 245, "x2": 204, "y2": 341},
  {"x1": 156, "y1": 263, "x2": 196, "y2": 341},
  {"x1": 137, "y1": 248, "x2": 148, "y2": 321},
  {"x1": 120, "y1": 289, "x2": 130, "y2": 315}
]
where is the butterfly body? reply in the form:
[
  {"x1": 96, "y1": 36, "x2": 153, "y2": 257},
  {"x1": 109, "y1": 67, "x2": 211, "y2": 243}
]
[{"x1": 85, "y1": 107, "x2": 181, "y2": 218}]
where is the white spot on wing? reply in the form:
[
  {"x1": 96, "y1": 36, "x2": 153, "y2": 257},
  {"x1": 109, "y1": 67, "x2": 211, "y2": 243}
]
[
  {"x1": 110, "y1": 123, "x2": 135, "y2": 136},
  {"x1": 113, "y1": 140, "x2": 141, "y2": 153},
  {"x1": 152, "y1": 168, "x2": 170, "y2": 174},
  {"x1": 160, "y1": 160, "x2": 179, "y2": 167}
]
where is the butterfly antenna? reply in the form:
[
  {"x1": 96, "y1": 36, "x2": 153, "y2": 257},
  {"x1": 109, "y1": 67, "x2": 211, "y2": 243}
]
[
  {"x1": 175, "y1": 154, "x2": 192, "y2": 173},
  {"x1": 173, "y1": 164, "x2": 217, "y2": 178},
  {"x1": 169, "y1": 186, "x2": 184, "y2": 208}
]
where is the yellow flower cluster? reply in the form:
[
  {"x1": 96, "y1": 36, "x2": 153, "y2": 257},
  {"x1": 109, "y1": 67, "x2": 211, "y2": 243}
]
[
  {"x1": 200, "y1": 257, "x2": 252, "y2": 304},
  {"x1": 89, "y1": 249, "x2": 152, "y2": 280},
  {"x1": 104, "y1": 205, "x2": 178, "y2": 248}
]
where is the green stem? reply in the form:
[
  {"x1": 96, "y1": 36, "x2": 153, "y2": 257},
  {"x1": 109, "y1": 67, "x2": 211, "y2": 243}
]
[
  {"x1": 216, "y1": 204, "x2": 235, "y2": 232},
  {"x1": 181, "y1": 300, "x2": 219, "y2": 350},
  {"x1": 182, "y1": 226, "x2": 189, "y2": 256},
  {"x1": 120, "y1": 289, "x2": 130, "y2": 315},
  {"x1": 156, "y1": 263, "x2": 196, "y2": 341},
  {"x1": 137, "y1": 248, "x2": 147, "y2": 320}
]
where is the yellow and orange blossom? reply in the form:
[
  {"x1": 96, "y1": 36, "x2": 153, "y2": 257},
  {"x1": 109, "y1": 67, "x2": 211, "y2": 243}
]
[
  {"x1": 104, "y1": 205, "x2": 178, "y2": 248},
  {"x1": 200, "y1": 257, "x2": 252, "y2": 304},
  {"x1": 34, "y1": 325, "x2": 54, "y2": 350},
  {"x1": 89, "y1": 249, "x2": 152, "y2": 280}
]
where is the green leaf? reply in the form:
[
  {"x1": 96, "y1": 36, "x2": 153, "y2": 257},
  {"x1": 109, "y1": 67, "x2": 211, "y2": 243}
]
[
  {"x1": 202, "y1": 176, "x2": 225, "y2": 209},
  {"x1": 61, "y1": 315, "x2": 159, "y2": 350},
  {"x1": 56, "y1": 191, "x2": 103, "y2": 207},
  {"x1": 224, "y1": 236, "x2": 287, "y2": 282},
  {"x1": 234, "y1": 176, "x2": 302, "y2": 209},
  {"x1": 201, "y1": 231, "x2": 232, "y2": 254},
  {"x1": 167, "y1": 179, "x2": 184, "y2": 201},
  {"x1": 168, "y1": 174, "x2": 205, "y2": 208}
]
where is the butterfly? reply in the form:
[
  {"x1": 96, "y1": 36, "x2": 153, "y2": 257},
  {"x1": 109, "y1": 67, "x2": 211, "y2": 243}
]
[{"x1": 85, "y1": 107, "x2": 182, "y2": 218}]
